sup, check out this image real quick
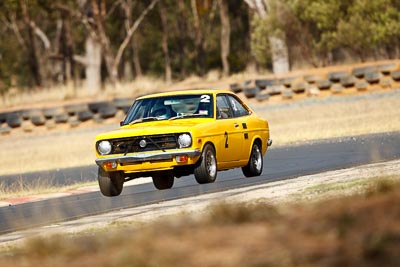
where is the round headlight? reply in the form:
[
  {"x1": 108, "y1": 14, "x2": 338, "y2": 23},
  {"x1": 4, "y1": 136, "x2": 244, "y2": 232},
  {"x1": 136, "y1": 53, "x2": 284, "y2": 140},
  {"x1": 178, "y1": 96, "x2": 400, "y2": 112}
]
[
  {"x1": 178, "y1": 134, "x2": 192, "y2": 148},
  {"x1": 98, "y1": 140, "x2": 112, "y2": 155}
]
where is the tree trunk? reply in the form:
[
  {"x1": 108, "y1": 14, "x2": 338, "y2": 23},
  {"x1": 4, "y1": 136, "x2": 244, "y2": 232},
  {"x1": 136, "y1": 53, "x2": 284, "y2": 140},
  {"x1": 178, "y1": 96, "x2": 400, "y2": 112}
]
[
  {"x1": 244, "y1": 0, "x2": 290, "y2": 74},
  {"x1": 85, "y1": 35, "x2": 102, "y2": 94},
  {"x1": 122, "y1": 0, "x2": 142, "y2": 78},
  {"x1": 21, "y1": 0, "x2": 42, "y2": 87},
  {"x1": 90, "y1": 0, "x2": 118, "y2": 86},
  {"x1": 60, "y1": 10, "x2": 75, "y2": 85},
  {"x1": 177, "y1": 0, "x2": 188, "y2": 78},
  {"x1": 132, "y1": 35, "x2": 143, "y2": 77},
  {"x1": 269, "y1": 36, "x2": 289, "y2": 74},
  {"x1": 159, "y1": 1, "x2": 172, "y2": 83},
  {"x1": 218, "y1": 0, "x2": 230, "y2": 77},
  {"x1": 191, "y1": 0, "x2": 206, "y2": 76}
]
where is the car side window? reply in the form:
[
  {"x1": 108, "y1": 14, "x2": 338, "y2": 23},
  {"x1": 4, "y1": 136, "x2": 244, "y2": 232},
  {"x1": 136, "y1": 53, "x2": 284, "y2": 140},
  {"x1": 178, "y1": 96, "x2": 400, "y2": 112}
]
[
  {"x1": 216, "y1": 95, "x2": 233, "y2": 119},
  {"x1": 227, "y1": 95, "x2": 250, "y2": 117}
]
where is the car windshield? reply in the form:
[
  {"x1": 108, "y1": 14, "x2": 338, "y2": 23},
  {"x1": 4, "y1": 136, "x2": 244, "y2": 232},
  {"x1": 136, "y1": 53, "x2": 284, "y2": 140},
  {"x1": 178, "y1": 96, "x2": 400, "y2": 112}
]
[{"x1": 122, "y1": 94, "x2": 214, "y2": 125}]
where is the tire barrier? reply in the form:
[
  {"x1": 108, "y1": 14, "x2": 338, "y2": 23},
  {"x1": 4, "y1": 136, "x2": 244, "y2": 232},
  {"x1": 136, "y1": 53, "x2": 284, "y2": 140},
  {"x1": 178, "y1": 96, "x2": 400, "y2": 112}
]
[
  {"x1": 228, "y1": 61, "x2": 399, "y2": 102},
  {"x1": 328, "y1": 71, "x2": 349, "y2": 83},
  {"x1": 0, "y1": 96, "x2": 135, "y2": 135}
]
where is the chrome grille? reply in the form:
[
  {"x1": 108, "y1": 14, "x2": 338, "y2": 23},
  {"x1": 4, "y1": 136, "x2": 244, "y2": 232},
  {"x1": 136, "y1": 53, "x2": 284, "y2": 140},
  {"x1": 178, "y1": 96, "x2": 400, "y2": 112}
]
[{"x1": 110, "y1": 134, "x2": 179, "y2": 154}]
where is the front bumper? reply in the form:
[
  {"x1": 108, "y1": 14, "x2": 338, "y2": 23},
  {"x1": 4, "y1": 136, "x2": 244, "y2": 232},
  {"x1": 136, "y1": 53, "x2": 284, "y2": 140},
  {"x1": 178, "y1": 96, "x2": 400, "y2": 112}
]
[{"x1": 95, "y1": 149, "x2": 201, "y2": 167}]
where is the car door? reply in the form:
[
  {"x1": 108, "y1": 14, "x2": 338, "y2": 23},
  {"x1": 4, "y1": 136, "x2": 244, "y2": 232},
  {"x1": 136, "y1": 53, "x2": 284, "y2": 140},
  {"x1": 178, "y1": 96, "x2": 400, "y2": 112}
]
[
  {"x1": 225, "y1": 94, "x2": 252, "y2": 162},
  {"x1": 216, "y1": 94, "x2": 244, "y2": 164}
]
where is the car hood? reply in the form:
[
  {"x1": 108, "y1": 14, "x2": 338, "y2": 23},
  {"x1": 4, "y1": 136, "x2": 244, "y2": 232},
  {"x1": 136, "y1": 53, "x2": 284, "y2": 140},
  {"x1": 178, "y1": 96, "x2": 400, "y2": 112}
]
[{"x1": 95, "y1": 119, "x2": 211, "y2": 141}]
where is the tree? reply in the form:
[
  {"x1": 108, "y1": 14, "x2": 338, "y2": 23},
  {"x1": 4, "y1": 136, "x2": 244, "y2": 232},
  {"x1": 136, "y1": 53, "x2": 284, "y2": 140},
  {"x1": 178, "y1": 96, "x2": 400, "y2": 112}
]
[
  {"x1": 244, "y1": 0, "x2": 290, "y2": 74},
  {"x1": 158, "y1": 0, "x2": 172, "y2": 83},
  {"x1": 218, "y1": 0, "x2": 230, "y2": 76}
]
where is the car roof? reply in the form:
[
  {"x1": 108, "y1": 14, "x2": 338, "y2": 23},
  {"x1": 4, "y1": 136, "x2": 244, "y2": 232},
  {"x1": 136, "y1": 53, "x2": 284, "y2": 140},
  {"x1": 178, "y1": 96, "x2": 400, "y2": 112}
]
[{"x1": 136, "y1": 89, "x2": 234, "y2": 100}]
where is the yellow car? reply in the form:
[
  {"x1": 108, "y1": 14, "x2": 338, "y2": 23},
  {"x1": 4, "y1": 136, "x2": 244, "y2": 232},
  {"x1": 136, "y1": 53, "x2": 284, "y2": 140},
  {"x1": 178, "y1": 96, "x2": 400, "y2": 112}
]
[{"x1": 95, "y1": 89, "x2": 272, "y2": 197}]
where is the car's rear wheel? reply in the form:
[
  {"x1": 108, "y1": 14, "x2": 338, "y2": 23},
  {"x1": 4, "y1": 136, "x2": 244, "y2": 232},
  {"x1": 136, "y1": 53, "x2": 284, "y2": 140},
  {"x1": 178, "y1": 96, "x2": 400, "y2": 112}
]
[
  {"x1": 152, "y1": 171, "x2": 174, "y2": 190},
  {"x1": 242, "y1": 141, "x2": 263, "y2": 177},
  {"x1": 98, "y1": 167, "x2": 125, "y2": 197},
  {"x1": 194, "y1": 144, "x2": 217, "y2": 184}
]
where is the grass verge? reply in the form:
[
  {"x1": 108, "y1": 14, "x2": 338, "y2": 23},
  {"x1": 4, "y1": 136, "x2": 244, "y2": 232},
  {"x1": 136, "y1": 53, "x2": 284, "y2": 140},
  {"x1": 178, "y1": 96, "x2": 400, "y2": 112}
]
[
  {"x1": 0, "y1": 178, "x2": 399, "y2": 266},
  {"x1": 0, "y1": 179, "x2": 96, "y2": 201}
]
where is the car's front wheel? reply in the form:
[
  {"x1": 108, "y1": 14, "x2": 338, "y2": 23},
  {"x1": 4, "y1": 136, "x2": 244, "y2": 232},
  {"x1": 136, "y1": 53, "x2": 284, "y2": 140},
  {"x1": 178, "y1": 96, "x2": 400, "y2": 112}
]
[
  {"x1": 194, "y1": 144, "x2": 217, "y2": 184},
  {"x1": 98, "y1": 167, "x2": 125, "y2": 197},
  {"x1": 152, "y1": 171, "x2": 174, "y2": 190},
  {"x1": 242, "y1": 141, "x2": 263, "y2": 177}
]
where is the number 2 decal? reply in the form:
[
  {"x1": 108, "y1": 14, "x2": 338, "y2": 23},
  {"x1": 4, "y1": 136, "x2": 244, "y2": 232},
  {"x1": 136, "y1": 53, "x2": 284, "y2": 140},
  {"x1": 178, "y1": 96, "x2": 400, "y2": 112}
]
[
  {"x1": 224, "y1": 131, "x2": 229, "y2": 148},
  {"x1": 200, "y1": 95, "x2": 211, "y2": 103}
]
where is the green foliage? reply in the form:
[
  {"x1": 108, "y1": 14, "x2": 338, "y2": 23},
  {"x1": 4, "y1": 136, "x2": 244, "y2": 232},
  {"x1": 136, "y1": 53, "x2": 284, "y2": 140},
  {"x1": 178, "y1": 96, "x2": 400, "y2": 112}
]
[
  {"x1": 251, "y1": 0, "x2": 400, "y2": 67},
  {"x1": 0, "y1": 0, "x2": 400, "y2": 91}
]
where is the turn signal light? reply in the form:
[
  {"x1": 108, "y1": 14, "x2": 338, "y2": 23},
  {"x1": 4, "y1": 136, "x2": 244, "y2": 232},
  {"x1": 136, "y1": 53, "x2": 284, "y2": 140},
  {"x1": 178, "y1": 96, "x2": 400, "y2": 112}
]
[
  {"x1": 176, "y1": 155, "x2": 188, "y2": 163},
  {"x1": 104, "y1": 162, "x2": 117, "y2": 169}
]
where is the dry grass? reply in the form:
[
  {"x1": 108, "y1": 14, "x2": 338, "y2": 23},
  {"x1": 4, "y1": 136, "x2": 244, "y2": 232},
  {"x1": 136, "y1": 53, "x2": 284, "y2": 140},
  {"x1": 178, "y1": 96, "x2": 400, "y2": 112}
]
[
  {"x1": 255, "y1": 91, "x2": 400, "y2": 145},
  {"x1": 0, "y1": 179, "x2": 95, "y2": 201},
  {"x1": 0, "y1": 180, "x2": 399, "y2": 267},
  {"x1": 0, "y1": 130, "x2": 98, "y2": 176},
  {"x1": 0, "y1": 76, "x2": 168, "y2": 109}
]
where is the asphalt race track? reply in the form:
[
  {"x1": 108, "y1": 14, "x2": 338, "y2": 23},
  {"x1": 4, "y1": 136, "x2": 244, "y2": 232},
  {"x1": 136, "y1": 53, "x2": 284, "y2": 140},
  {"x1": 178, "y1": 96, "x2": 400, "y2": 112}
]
[{"x1": 1, "y1": 132, "x2": 400, "y2": 234}]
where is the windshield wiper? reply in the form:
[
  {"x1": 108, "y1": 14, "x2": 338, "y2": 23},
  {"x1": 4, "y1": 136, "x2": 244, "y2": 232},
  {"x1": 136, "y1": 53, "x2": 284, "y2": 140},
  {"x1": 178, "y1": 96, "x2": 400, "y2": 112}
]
[
  {"x1": 129, "y1": 116, "x2": 159, "y2": 125},
  {"x1": 169, "y1": 114, "x2": 206, "y2": 120}
]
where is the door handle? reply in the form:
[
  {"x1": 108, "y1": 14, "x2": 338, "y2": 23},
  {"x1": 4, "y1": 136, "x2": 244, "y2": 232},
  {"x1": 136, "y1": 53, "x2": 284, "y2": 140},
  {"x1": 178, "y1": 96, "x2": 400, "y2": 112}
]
[{"x1": 234, "y1": 123, "x2": 239, "y2": 128}]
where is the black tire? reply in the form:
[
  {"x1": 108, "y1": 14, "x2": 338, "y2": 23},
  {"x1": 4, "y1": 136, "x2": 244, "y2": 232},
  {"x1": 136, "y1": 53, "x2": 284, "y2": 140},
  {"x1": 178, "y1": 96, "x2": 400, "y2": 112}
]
[
  {"x1": 391, "y1": 70, "x2": 400, "y2": 81},
  {"x1": 242, "y1": 142, "x2": 263, "y2": 177},
  {"x1": 64, "y1": 103, "x2": 88, "y2": 116},
  {"x1": 279, "y1": 76, "x2": 297, "y2": 87},
  {"x1": 98, "y1": 167, "x2": 125, "y2": 197},
  {"x1": 99, "y1": 105, "x2": 117, "y2": 119},
  {"x1": 303, "y1": 74, "x2": 322, "y2": 84},
  {"x1": 266, "y1": 85, "x2": 284, "y2": 96},
  {"x1": 316, "y1": 80, "x2": 332, "y2": 90},
  {"x1": 77, "y1": 110, "x2": 94, "y2": 122},
  {"x1": 0, "y1": 112, "x2": 7, "y2": 123},
  {"x1": 243, "y1": 87, "x2": 260, "y2": 98},
  {"x1": 54, "y1": 113, "x2": 69, "y2": 124},
  {"x1": 255, "y1": 79, "x2": 277, "y2": 89},
  {"x1": 291, "y1": 81, "x2": 307, "y2": 93},
  {"x1": 31, "y1": 115, "x2": 46, "y2": 126},
  {"x1": 6, "y1": 113, "x2": 22, "y2": 128},
  {"x1": 230, "y1": 83, "x2": 242, "y2": 93},
  {"x1": 352, "y1": 66, "x2": 375, "y2": 78},
  {"x1": 377, "y1": 63, "x2": 397, "y2": 75},
  {"x1": 340, "y1": 76, "x2": 357, "y2": 88},
  {"x1": 88, "y1": 101, "x2": 110, "y2": 113},
  {"x1": 365, "y1": 71, "x2": 381, "y2": 84},
  {"x1": 43, "y1": 107, "x2": 63, "y2": 119},
  {"x1": 152, "y1": 171, "x2": 174, "y2": 190},
  {"x1": 328, "y1": 71, "x2": 349, "y2": 82},
  {"x1": 194, "y1": 144, "x2": 217, "y2": 184},
  {"x1": 22, "y1": 109, "x2": 42, "y2": 120},
  {"x1": 256, "y1": 92, "x2": 269, "y2": 102}
]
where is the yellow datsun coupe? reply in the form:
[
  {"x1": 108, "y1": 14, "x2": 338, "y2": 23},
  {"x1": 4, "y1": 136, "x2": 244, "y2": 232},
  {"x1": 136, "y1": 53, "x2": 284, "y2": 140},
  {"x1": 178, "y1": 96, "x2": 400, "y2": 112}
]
[{"x1": 95, "y1": 89, "x2": 272, "y2": 197}]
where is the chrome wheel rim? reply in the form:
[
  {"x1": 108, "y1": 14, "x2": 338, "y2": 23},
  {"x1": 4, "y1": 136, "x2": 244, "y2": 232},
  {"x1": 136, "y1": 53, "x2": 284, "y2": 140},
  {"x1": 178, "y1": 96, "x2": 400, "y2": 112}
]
[
  {"x1": 206, "y1": 150, "x2": 217, "y2": 177},
  {"x1": 252, "y1": 145, "x2": 262, "y2": 171}
]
